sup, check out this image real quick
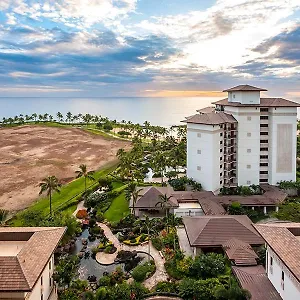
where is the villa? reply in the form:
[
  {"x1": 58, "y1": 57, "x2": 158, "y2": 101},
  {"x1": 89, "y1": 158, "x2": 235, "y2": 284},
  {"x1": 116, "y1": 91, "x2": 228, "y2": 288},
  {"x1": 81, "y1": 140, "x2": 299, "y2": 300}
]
[
  {"x1": 254, "y1": 223, "x2": 300, "y2": 300},
  {"x1": 184, "y1": 84, "x2": 300, "y2": 192},
  {"x1": 0, "y1": 227, "x2": 66, "y2": 300}
]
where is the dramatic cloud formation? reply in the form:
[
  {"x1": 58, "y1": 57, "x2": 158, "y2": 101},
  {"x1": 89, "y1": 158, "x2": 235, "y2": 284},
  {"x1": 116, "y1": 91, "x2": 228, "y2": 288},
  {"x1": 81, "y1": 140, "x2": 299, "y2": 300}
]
[{"x1": 0, "y1": 0, "x2": 299, "y2": 96}]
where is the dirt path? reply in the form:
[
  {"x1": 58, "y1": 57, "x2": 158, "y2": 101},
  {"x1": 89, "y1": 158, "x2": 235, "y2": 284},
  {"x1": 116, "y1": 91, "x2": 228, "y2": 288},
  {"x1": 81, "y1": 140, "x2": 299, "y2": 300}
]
[{"x1": 0, "y1": 125, "x2": 130, "y2": 212}]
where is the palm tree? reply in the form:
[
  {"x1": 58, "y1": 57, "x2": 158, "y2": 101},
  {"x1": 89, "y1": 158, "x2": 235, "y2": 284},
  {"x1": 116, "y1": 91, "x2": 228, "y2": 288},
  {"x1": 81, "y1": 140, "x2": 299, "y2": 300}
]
[
  {"x1": 155, "y1": 193, "x2": 173, "y2": 218},
  {"x1": 0, "y1": 209, "x2": 8, "y2": 226},
  {"x1": 31, "y1": 113, "x2": 37, "y2": 122},
  {"x1": 39, "y1": 176, "x2": 61, "y2": 216},
  {"x1": 143, "y1": 215, "x2": 152, "y2": 260},
  {"x1": 57, "y1": 112, "x2": 63, "y2": 123},
  {"x1": 66, "y1": 112, "x2": 72, "y2": 124},
  {"x1": 126, "y1": 183, "x2": 143, "y2": 217},
  {"x1": 75, "y1": 164, "x2": 95, "y2": 197}
]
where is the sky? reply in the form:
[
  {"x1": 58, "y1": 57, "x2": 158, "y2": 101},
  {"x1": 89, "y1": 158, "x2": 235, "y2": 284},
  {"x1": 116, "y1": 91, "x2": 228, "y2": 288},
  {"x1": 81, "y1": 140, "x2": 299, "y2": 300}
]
[{"x1": 0, "y1": 0, "x2": 299, "y2": 98}]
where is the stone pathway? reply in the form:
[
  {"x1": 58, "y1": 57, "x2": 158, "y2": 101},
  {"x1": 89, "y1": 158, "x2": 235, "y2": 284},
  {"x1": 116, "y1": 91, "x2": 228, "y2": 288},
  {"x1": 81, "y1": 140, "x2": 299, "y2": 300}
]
[{"x1": 96, "y1": 222, "x2": 169, "y2": 288}]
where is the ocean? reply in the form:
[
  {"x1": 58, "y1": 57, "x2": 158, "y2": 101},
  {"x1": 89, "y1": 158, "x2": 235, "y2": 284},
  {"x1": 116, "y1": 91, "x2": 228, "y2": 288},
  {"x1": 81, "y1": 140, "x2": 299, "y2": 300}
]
[{"x1": 0, "y1": 97, "x2": 220, "y2": 127}]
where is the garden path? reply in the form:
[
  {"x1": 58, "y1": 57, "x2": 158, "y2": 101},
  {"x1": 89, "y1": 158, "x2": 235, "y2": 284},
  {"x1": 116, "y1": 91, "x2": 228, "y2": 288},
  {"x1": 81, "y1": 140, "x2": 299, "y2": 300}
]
[{"x1": 97, "y1": 222, "x2": 169, "y2": 288}]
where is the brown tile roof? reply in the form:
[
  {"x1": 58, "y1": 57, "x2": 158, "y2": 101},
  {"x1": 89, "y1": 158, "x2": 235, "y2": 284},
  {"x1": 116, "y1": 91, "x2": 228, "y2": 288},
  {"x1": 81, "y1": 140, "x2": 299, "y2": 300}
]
[
  {"x1": 214, "y1": 184, "x2": 287, "y2": 207},
  {"x1": 133, "y1": 186, "x2": 178, "y2": 208},
  {"x1": 213, "y1": 97, "x2": 300, "y2": 107},
  {"x1": 183, "y1": 112, "x2": 237, "y2": 125},
  {"x1": 223, "y1": 84, "x2": 267, "y2": 92},
  {"x1": 0, "y1": 257, "x2": 29, "y2": 291},
  {"x1": 0, "y1": 227, "x2": 66, "y2": 291},
  {"x1": 196, "y1": 106, "x2": 215, "y2": 114},
  {"x1": 222, "y1": 238, "x2": 258, "y2": 266},
  {"x1": 254, "y1": 223, "x2": 300, "y2": 283},
  {"x1": 183, "y1": 215, "x2": 264, "y2": 247},
  {"x1": 232, "y1": 265, "x2": 282, "y2": 300}
]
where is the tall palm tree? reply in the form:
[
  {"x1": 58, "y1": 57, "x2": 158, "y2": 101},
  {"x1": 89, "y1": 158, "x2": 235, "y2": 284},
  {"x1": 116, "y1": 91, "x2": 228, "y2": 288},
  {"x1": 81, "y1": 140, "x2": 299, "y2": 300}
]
[
  {"x1": 75, "y1": 164, "x2": 95, "y2": 196},
  {"x1": 155, "y1": 193, "x2": 173, "y2": 218},
  {"x1": 39, "y1": 176, "x2": 61, "y2": 216},
  {"x1": 126, "y1": 183, "x2": 143, "y2": 217},
  {"x1": 0, "y1": 209, "x2": 8, "y2": 226}
]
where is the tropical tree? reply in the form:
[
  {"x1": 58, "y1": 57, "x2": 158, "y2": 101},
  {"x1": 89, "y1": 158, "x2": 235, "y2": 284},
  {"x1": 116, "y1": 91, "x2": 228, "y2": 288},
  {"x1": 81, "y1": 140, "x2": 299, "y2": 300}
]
[
  {"x1": 155, "y1": 193, "x2": 173, "y2": 218},
  {"x1": 39, "y1": 176, "x2": 61, "y2": 216},
  {"x1": 143, "y1": 215, "x2": 152, "y2": 260},
  {"x1": 0, "y1": 209, "x2": 8, "y2": 226},
  {"x1": 57, "y1": 112, "x2": 63, "y2": 122},
  {"x1": 75, "y1": 164, "x2": 95, "y2": 197},
  {"x1": 66, "y1": 112, "x2": 72, "y2": 124},
  {"x1": 31, "y1": 113, "x2": 37, "y2": 122},
  {"x1": 126, "y1": 182, "x2": 143, "y2": 217}
]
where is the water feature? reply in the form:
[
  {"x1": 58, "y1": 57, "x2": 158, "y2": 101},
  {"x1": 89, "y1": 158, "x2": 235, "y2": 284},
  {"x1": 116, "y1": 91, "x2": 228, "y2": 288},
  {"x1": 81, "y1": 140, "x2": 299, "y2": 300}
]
[{"x1": 73, "y1": 228, "x2": 152, "y2": 281}]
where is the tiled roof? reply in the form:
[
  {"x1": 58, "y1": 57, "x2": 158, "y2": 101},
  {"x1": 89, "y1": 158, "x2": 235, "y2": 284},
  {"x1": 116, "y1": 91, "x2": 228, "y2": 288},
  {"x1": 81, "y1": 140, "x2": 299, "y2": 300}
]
[
  {"x1": 232, "y1": 265, "x2": 282, "y2": 300},
  {"x1": 222, "y1": 238, "x2": 258, "y2": 266},
  {"x1": 0, "y1": 257, "x2": 29, "y2": 291},
  {"x1": 223, "y1": 84, "x2": 267, "y2": 92},
  {"x1": 133, "y1": 186, "x2": 178, "y2": 208},
  {"x1": 196, "y1": 107, "x2": 215, "y2": 114},
  {"x1": 183, "y1": 112, "x2": 237, "y2": 125},
  {"x1": 183, "y1": 215, "x2": 263, "y2": 247},
  {"x1": 254, "y1": 223, "x2": 300, "y2": 283},
  {"x1": 213, "y1": 97, "x2": 300, "y2": 107},
  {"x1": 0, "y1": 227, "x2": 66, "y2": 291},
  {"x1": 214, "y1": 184, "x2": 287, "y2": 207}
]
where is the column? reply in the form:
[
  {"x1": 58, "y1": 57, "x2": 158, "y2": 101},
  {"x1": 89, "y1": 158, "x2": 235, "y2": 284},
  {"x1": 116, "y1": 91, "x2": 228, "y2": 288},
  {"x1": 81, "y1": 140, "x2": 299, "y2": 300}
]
[
  {"x1": 263, "y1": 206, "x2": 267, "y2": 215},
  {"x1": 275, "y1": 206, "x2": 279, "y2": 212}
]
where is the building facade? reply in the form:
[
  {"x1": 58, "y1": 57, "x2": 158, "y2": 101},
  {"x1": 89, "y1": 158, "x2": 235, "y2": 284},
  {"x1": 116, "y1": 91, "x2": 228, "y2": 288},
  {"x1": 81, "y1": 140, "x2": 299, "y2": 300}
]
[{"x1": 185, "y1": 84, "x2": 299, "y2": 192}]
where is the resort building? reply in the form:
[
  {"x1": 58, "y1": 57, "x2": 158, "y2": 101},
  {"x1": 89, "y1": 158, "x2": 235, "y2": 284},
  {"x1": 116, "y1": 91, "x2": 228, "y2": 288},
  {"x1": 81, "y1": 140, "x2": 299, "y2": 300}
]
[
  {"x1": 0, "y1": 227, "x2": 66, "y2": 300},
  {"x1": 184, "y1": 84, "x2": 299, "y2": 192},
  {"x1": 255, "y1": 223, "x2": 300, "y2": 300}
]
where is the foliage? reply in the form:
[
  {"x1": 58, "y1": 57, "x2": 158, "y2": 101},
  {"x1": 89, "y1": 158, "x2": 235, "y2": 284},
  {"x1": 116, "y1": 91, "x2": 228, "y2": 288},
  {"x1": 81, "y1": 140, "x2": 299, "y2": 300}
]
[
  {"x1": 220, "y1": 185, "x2": 263, "y2": 196},
  {"x1": 168, "y1": 176, "x2": 202, "y2": 191},
  {"x1": 274, "y1": 201, "x2": 300, "y2": 222},
  {"x1": 131, "y1": 260, "x2": 156, "y2": 282},
  {"x1": 152, "y1": 237, "x2": 163, "y2": 251},
  {"x1": 76, "y1": 209, "x2": 88, "y2": 219},
  {"x1": 228, "y1": 202, "x2": 267, "y2": 222},
  {"x1": 53, "y1": 255, "x2": 79, "y2": 288},
  {"x1": 154, "y1": 281, "x2": 179, "y2": 294},
  {"x1": 123, "y1": 234, "x2": 149, "y2": 245},
  {"x1": 0, "y1": 209, "x2": 9, "y2": 225},
  {"x1": 257, "y1": 245, "x2": 266, "y2": 267},
  {"x1": 278, "y1": 180, "x2": 300, "y2": 190}
]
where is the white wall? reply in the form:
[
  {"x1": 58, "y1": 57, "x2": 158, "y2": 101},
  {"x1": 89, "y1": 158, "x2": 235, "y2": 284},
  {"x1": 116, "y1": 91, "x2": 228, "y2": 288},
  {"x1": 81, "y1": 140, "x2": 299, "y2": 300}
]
[
  {"x1": 225, "y1": 106, "x2": 260, "y2": 186},
  {"x1": 187, "y1": 123, "x2": 223, "y2": 191},
  {"x1": 268, "y1": 107, "x2": 297, "y2": 185},
  {"x1": 28, "y1": 255, "x2": 56, "y2": 300},
  {"x1": 228, "y1": 91, "x2": 260, "y2": 104},
  {"x1": 266, "y1": 246, "x2": 300, "y2": 300}
]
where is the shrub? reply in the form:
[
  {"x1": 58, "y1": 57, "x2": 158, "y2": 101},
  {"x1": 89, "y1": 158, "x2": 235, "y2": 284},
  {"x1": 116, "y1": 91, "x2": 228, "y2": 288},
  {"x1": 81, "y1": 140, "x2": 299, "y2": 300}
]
[
  {"x1": 131, "y1": 261, "x2": 156, "y2": 282},
  {"x1": 76, "y1": 209, "x2": 88, "y2": 219},
  {"x1": 118, "y1": 130, "x2": 131, "y2": 136},
  {"x1": 152, "y1": 237, "x2": 163, "y2": 251},
  {"x1": 89, "y1": 218, "x2": 97, "y2": 227},
  {"x1": 96, "y1": 211, "x2": 104, "y2": 222},
  {"x1": 98, "y1": 275, "x2": 111, "y2": 287},
  {"x1": 91, "y1": 247, "x2": 99, "y2": 255},
  {"x1": 104, "y1": 245, "x2": 113, "y2": 253},
  {"x1": 155, "y1": 281, "x2": 179, "y2": 293},
  {"x1": 103, "y1": 123, "x2": 113, "y2": 131}
]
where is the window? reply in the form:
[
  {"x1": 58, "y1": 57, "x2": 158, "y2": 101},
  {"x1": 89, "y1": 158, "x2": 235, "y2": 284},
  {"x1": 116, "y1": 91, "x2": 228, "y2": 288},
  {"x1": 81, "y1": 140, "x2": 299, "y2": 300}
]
[
  {"x1": 260, "y1": 116, "x2": 268, "y2": 120},
  {"x1": 247, "y1": 132, "x2": 251, "y2": 137},
  {"x1": 233, "y1": 94, "x2": 235, "y2": 98},
  {"x1": 220, "y1": 157, "x2": 222, "y2": 161},
  {"x1": 261, "y1": 132, "x2": 268, "y2": 135},
  {"x1": 260, "y1": 171, "x2": 268, "y2": 175},
  {"x1": 260, "y1": 179, "x2": 268, "y2": 183},
  {"x1": 41, "y1": 276, "x2": 43, "y2": 286},
  {"x1": 247, "y1": 165, "x2": 251, "y2": 169},
  {"x1": 41, "y1": 295, "x2": 43, "y2": 300},
  {"x1": 220, "y1": 141, "x2": 223, "y2": 145},
  {"x1": 220, "y1": 149, "x2": 222, "y2": 153},
  {"x1": 247, "y1": 149, "x2": 251, "y2": 153},
  {"x1": 197, "y1": 166, "x2": 201, "y2": 171},
  {"x1": 247, "y1": 180, "x2": 251, "y2": 185},
  {"x1": 260, "y1": 140, "x2": 268, "y2": 143},
  {"x1": 247, "y1": 116, "x2": 251, "y2": 121},
  {"x1": 50, "y1": 276, "x2": 52, "y2": 286},
  {"x1": 197, "y1": 149, "x2": 201, "y2": 154},
  {"x1": 220, "y1": 180, "x2": 223, "y2": 185},
  {"x1": 270, "y1": 256, "x2": 273, "y2": 274},
  {"x1": 260, "y1": 163, "x2": 268, "y2": 167},
  {"x1": 49, "y1": 261, "x2": 51, "y2": 270},
  {"x1": 261, "y1": 108, "x2": 269, "y2": 112},
  {"x1": 260, "y1": 147, "x2": 268, "y2": 151},
  {"x1": 281, "y1": 271, "x2": 285, "y2": 290},
  {"x1": 260, "y1": 155, "x2": 268, "y2": 159},
  {"x1": 220, "y1": 172, "x2": 222, "y2": 177},
  {"x1": 197, "y1": 133, "x2": 201, "y2": 138},
  {"x1": 260, "y1": 124, "x2": 268, "y2": 127},
  {"x1": 220, "y1": 164, "x2": 222, "y2": 169},
  {"x1": 220, "y1": 132, "x2": 223, "y2": 137}
]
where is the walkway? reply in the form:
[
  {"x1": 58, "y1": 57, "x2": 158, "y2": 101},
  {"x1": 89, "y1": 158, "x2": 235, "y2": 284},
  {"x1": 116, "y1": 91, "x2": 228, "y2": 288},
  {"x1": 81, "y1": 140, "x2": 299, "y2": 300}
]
[
  {"x1": 177, "y1": 226, "x2": 194, "y2": 257},
  {"x1": 97, "y1": 222, "x2": 169, "y2": 288}
]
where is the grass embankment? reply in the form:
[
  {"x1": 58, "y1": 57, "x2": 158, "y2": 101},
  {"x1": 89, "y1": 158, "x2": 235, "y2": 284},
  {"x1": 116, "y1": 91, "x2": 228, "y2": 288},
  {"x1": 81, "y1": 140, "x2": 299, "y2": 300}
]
[{"x1": 10, "y1": 161, "x2": 119, "y2": 226}]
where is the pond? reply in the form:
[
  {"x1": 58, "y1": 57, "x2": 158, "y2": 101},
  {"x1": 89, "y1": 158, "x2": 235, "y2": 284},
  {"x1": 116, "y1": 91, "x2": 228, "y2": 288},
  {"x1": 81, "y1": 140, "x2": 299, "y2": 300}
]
[{"x1": 73, "y1": 228, "x2": 152, "y2": 281}]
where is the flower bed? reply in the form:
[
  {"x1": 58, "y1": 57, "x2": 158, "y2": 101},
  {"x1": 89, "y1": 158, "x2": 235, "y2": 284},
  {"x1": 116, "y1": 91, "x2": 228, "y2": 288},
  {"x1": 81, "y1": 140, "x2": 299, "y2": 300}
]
[
  {"x1": 76, "y1": 209, "x2": 88, "y2": 219},
  {"x1": 123, "y1": 234, "x2": 149, "y2": 246}
]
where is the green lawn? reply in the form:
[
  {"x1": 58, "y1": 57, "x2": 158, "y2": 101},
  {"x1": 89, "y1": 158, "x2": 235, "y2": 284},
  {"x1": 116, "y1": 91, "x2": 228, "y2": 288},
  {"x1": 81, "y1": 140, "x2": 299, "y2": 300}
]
[
  {"x1": 10, "y1": 161, "x2": 118, "y2": 226},
  {"x1": 104, "y1": 189, "x2": 130, "y2": 222}
]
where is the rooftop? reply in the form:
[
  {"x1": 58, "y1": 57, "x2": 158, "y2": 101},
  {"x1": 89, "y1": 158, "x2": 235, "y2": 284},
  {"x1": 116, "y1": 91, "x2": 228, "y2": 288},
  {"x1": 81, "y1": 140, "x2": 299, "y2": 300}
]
[
  {"x1": 254, "y1": 223, "x2": 300, "y2": 284},
  {"x1": 0, "y1": 227, "x2": 66, "y2": 292},
  {"x1": 223, "y1": 84, "x2": 268, "y2": 92},
  {"x1": 213, "y1": 97, "x2": 300, "y2": 107},
  {"x1": 183, "y1": 112, "x2": 237, "y2": 125},
  {"x1": 232, "y1": 265, "x2": 282, "y2": 300},
  {"x1": 183, "y1": 215, "x2": 264, "y2": 247}
]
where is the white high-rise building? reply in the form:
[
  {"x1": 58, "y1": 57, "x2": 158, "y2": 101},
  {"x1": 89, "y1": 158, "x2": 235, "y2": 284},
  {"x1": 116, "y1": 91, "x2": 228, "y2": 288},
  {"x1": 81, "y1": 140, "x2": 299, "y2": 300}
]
[{"x1": 185, "y1": 84, "x2": 299, "y2": 192}]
